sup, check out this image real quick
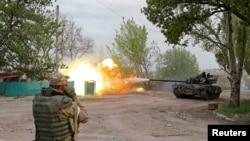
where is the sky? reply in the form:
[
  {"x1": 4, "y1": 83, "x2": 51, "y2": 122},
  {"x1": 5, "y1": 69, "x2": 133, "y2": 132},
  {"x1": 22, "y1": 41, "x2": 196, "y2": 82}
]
[{"x1": 54, "y1": 0, "x2": 220, "y2": 70}]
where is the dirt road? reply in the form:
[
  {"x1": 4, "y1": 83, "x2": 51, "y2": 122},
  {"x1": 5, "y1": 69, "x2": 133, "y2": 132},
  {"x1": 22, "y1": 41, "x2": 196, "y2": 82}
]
[{"x1": 0, "y1": 90, "x2": 249, "y2": 141}]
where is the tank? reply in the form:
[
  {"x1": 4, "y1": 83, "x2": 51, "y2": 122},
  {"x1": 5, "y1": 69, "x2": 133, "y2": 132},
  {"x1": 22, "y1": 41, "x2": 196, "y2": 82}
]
[{"x1": 150, "y1": 72, "x2": 222, "y2": 100}]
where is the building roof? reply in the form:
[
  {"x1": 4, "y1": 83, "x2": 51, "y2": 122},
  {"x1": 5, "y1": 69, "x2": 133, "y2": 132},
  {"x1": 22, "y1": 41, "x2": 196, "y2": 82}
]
[{"x1": 0, "y1": 72, "x2": 21, "y2": 82}]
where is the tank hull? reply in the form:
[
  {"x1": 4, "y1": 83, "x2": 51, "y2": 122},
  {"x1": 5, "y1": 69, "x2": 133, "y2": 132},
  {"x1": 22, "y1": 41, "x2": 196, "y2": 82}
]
[{"x1": 172, "y1": 83, "x2": 222, "y2": 100}]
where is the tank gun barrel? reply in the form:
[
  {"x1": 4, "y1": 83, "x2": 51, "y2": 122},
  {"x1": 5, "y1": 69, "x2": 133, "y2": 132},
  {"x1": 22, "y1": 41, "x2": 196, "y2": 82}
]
[
  {"x1": 149, "y1": 72, "x2": 221, "y2": 100},
  {"x1": 149, "y1": 79, "x2": 185, "y2": 83}
]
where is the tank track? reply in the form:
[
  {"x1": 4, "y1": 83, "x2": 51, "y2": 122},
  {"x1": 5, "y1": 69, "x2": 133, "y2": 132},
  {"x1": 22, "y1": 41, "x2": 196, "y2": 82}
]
[
  {"x1": 200, "y1": 85, "x2": 222, "y2": 100},
  {"x1": 172, "y1": 84, "x2": 222, "y2": 100}
]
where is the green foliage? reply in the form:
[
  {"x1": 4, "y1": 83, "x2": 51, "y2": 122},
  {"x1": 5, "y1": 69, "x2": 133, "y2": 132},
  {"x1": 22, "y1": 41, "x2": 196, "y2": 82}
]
[
  {"x1": 142, "y1": 0, "x2": 250, "y2": 45},
  {"x1": 246, "y1": 116, "x2": 250, "y2": 124},
  {"x1": 142, "y1": 0, "x2": 250, "y2": 74},
  {"x1": 142, "y1": 0, "x2": 250, "y2": 108},
  {"x1": 233, "y1": 20, "x2": 250, "y2": 74},
  {"x1": 155, "y1": 47, "x2": 199, "y2": 79},
  {"x1": 215, "y1": 46, "x2": 229, "y2": 70},
  {"x1": 106, "y1": 18, "x2": 160, "y2": 78},
  {"x1": 217, "y1": 99, "x2": 250, "y2": 124},
  {"x1": 245, "y1": 57, "x2": 250, "y2": 75},
  {"x1": 234, "y1": 23, "x2": 250, "y2": 75},
  {"x1": 0, "y1": 0, "x2": 57, "y2": 80},
  {"x1": 218, "y1": 100, "x2": 250, "y2": 114}
]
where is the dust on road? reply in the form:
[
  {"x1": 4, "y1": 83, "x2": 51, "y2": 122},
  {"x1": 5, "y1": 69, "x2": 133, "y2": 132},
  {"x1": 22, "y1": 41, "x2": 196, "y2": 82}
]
[{"x1": 0, "y1": 90, "x2": 249, "y2": 141}]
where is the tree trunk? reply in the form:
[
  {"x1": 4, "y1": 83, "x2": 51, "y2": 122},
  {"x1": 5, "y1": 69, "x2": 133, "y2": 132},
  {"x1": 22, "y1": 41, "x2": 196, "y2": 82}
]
[
  {"x1": 229, "y1": 76, "x2": 241, "y2": 108},
  {"x1": 227, "y1": 11, "x2": 240, "y2": 108}
]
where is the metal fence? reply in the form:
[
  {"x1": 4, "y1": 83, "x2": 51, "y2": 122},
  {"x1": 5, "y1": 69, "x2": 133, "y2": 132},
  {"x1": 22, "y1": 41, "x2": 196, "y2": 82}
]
[{"x1": 0, "y1": 81, "x2": 74, "y2": 97}]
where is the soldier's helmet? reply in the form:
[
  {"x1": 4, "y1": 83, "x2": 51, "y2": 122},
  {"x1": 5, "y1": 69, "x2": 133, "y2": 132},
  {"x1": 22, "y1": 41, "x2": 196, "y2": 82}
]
[{"x1": 50, "y1": 73, "x2": 69, "y2": 86}]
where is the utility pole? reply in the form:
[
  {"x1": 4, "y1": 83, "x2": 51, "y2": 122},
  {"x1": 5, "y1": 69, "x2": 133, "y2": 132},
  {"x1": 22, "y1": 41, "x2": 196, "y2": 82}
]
[{"x1": 55, "y1": 5, "x2": 59, "y2": 73}]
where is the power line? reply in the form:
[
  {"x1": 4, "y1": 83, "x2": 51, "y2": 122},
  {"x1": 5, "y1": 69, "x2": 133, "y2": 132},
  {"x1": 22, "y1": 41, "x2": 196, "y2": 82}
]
[
  {"x1": 96, "y1": 0, "x2": 159, "y2": 33},
  {"x1": 96, "y1": 0, "x2": 123, "y2": 18}
]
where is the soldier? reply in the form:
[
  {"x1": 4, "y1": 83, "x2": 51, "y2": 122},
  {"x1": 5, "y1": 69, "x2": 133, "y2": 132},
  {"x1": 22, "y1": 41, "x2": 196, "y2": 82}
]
[
  {"x1": 32, "y1": 73, "x2": 89, "y2": 141},
  {"x1": 197, "y1": 72, "x2": 207, "y2": 84},
  {"x1": 64, "y1": 86, "x2": 85, "y2": 109}
]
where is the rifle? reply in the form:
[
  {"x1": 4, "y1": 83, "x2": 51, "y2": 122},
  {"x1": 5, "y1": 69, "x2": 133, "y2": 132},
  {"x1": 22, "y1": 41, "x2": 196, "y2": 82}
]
[{"x1": 73, "y1": 102, "x2": 79, "y2": 141}]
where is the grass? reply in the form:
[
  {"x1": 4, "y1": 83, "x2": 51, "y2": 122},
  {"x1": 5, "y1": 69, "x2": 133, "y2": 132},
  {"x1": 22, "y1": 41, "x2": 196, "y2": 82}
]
[
  {"x1": 219, "y1": 86, "x2": 231, "y2": 90},
  {"x1": 0, "y1": 93, "x2": 7, "y2": 98},
  {"x1": 216, "y1": 99, "x2": 250, "y2": 124},
  {"x1": 0, "y1": 93, "x2": 29, "y2": 99},
  {"x1": 13, "y1": 95, "x2": 29, "y2": 99}
]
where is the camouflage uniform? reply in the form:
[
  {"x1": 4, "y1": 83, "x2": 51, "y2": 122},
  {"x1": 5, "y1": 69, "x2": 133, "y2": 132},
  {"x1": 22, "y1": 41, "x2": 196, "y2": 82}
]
[
  {"x1": 32, "y1": 73, "x2": 89, "y2": 141},
  {"x1": 64, "y1": 86, "x2": 85, "y2": 108},
  {"x1": 64, "y1": 86, "x2": 77, "y2": 101}
]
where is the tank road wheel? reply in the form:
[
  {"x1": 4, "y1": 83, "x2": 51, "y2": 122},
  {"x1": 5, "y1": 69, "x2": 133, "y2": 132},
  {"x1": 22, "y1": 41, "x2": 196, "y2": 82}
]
[
  {"x1": 206, "y1": 86, "x2": 222, "y2": 100},
  {"x1": 202, "y1": 86, "x2": 221, "y2": 100},
  {"x1": 200, "y1": 90, "x2": 208, "y2": 100},
  {"x1": 173, "y1": 88, "x2": 181, "y2": 98}
]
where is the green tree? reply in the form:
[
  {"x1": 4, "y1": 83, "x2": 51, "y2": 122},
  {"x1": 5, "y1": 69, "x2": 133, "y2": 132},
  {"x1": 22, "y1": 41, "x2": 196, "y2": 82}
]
[
  {"x1": 0, "y1": 0, "x2": 57, "y2": 80},
  {"x1": 155, "y1": 47, "x2": 199, "y2": 80},
  {"x1": 106, "y1": 18, "x2": 160, "y2": 78},
  {"x1": 186, "y1": 11, "x2": 250, "y2": 93},
  {"x1": 142, "y1": 0, "x2": 250, "y2": 108},
  {"x1": 234, "y1": 19, "x2": 250, "y2": 75},
  {"x1": 177, "y1": 9, "x2": 250, "y2": 106}
]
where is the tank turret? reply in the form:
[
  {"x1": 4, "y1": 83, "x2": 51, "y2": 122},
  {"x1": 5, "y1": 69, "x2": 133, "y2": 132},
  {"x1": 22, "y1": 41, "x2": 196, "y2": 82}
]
[{"x1": 150, "y1": 72, "x2": 222, "y2": 100}]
